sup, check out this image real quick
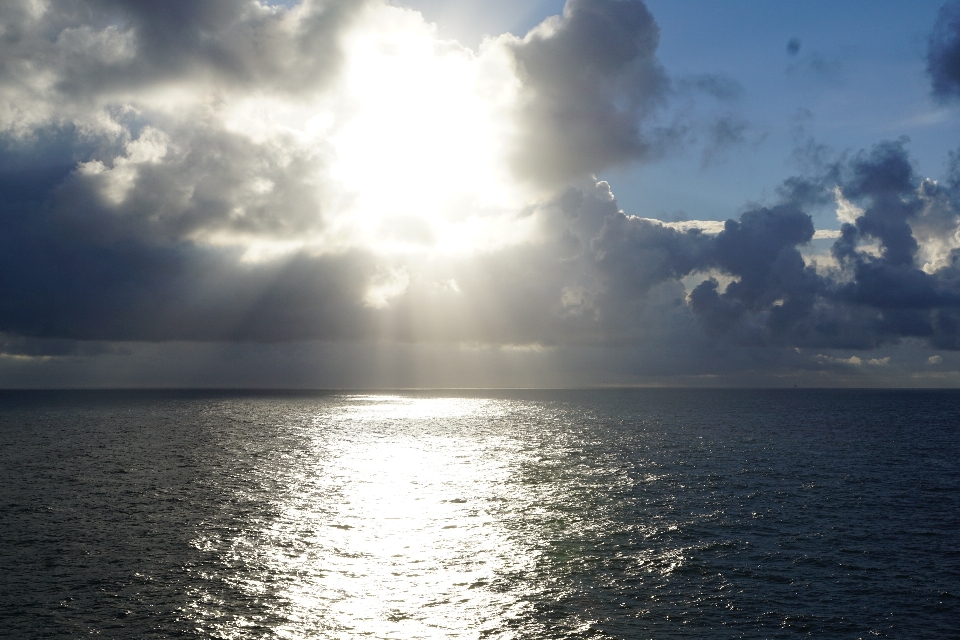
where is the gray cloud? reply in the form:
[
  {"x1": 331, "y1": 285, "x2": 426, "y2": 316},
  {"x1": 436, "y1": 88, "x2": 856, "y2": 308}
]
[
  {"x1": 507, "y1": 0, "x2": 669, "y2": 187},
  {"x1": 0, "y1": 0, "x2": 365, "y2": 250},
  {"x1": 693, "y1": 141, "x2": 960, "y2": 351},
  {"x1": 700, "y1": 114, "x2": 749, "y2": 167},
  {"x1": 53, "y1": 124, "x2": 331, "y2": 243},
  {"x1": 551, "y1": 140, "x2": 960, "y2": 356},
  {"x1": 676, "y1": 74, "x2": 744, "y2": 102},
  {"x1": 0, "y1": 0, "x2": 367, "y2": 104},
  {"x1": 928, "y1": 1, "x2": 960, "y2": 100},
  {"x1": 785, "y1": 52, "x2": 843, "y2": 82}
]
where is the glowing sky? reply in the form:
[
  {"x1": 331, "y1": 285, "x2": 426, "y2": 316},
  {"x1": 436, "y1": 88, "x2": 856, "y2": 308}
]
[{"x1": 3, "y1": 0, "x2": 960, "y2": 387}]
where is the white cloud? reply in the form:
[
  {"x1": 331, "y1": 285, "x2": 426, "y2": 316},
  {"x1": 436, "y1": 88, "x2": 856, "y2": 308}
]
[
  {"x1": 649, "y1": 219, "x2": 726, "y2": 234},
  {"x1": 815, "y1": 354, "x2": 862, "y2": 365},
  {"x1": 910, "y1": 179, "x2": 960, "y2": 274},
  {"x1": 814, "y1": 354, "x2": 889, "y2": 366},
  {"x1": 363, "y1": 266, "x2": 411, "y2": 308},
  {"x1": 812, "y1": 229, "x2": 841, "y2": 239},
  {"x1": 78, "y1": 127, "x2": 171, "y2": 206},
  {"x1": 833, "y1": 186, "x2": 863, "y2": 225}
]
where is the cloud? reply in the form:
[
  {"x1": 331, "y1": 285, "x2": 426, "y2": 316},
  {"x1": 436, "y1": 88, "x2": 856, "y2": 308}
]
[
  {"x1": 700, "y1": 114, "x2": 749, "y2": 167},
  {"x1": 0, "y1": 0, "x2": 367, "y2": 111},
  {"x1": 7, "y1": 120, "x2": 960, "y2": 364},
  {"x1": 676, "y1": 74, "x2": 744, "y2": 102},
  {"x1": 0, "y1": 0, "x2": 375, "y2": 257},
  {"x1": 506, "y1": 0, "x2": 669, "y2": 187},
  {"x1": 833, "y1": 186, "x2": 864, "y2": 225},
  {"x1": 690, "y1": 140, "x2": 960, "y2": 351},
  {"x1": 363, "y1": 267, "x2": 411, "y2": 309},
  {"x1": 563, "y1": 140, "x2": 960, "y2": 357},
  {"x1": 787, "y1": 37, "x2": 801, "y2": 56},
  {"x1": 814, "y1": 354, "x2": 889, "y2": 366},
  {"x1": 815, "y1": 354, "x2": 863, "y2": 365},
  {"x1": 928, "y1": 1, "x2": 960, "y2": 100},
  {"x1": 0, "y1": 333, "x2": 128, "y2": 358},
  {"x1": 785, "y1": 52, "x2": 843, "y2": 82},
  {"x1": 4, "y1": 0, "x2": 960, "y2": 387}
]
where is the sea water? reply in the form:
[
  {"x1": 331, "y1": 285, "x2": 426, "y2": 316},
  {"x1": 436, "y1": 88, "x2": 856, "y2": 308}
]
[{"x1": 1, "y1": 389, "x2": 958, "y2": 638}]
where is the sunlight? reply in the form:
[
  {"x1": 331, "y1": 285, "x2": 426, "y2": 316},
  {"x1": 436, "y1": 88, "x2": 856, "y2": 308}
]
[
  {"x1": 173, "y1": 3, "x2": 553, "y2": 322},
  {"x1": 193, "y1": 3, "x2": 538, "y2": 260},
  {"x1": 324, "y1": 5, "x2": 532, "y2": 255},
  {"x1": 237, "y1": 395, "x2": 535, "y2": 637}
]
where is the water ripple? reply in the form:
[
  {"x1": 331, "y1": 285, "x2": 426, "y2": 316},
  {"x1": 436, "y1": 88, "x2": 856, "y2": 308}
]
[{"x1": 1, "y1": 389, "x2": 958, "y2": 638}]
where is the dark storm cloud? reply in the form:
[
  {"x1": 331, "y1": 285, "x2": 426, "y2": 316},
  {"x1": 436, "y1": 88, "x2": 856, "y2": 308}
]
[
  {"x1": 0, "y1": 0, "x2": 374, "y2": 344},
  {"x1": 583, "y1": 198, "x2": 827, "y2": 348},
  {"x1": 0, "y1": 333, "x2": 127, "y2": 358},
  {"x1": 688, "y1": 205, "x2": 819, "y2": 340},
  {"x1": 592, "y1": 212, "x2": 709, "y2": 297},
  {"x1": 548, "y1": 139, "x2": 960, "y2": 357},
  {"x1": 0, "y1": 179, "x2": 378, "y2": 342},
  {"x1": 8, "y1": 131, "x2": 960, "y2": 360},
  {"x1": 690, "y1": 141, "x2": 960, "y2": 350},
  {"x1": 507, "y1": 0, "x2": 669, "y2": 186},
  {"x1": 928, "y1": 1, "x2": 960, "y2": 100},
  {"x1": 841, "y1": 140, "x2": 921, "y2": 267}
]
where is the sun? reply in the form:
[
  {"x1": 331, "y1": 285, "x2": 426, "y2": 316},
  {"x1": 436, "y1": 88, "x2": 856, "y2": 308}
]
[
  {"x1": 204, "y1": 2, "x2": 539, "y2": 262},
  {"x1": 322, "y1": 4, "x2": 534, "y2": 256}
]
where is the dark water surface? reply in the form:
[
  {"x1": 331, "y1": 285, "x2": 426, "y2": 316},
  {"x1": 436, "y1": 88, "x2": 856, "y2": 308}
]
[{"x1": 1, "y1": 389, "x2": 958, "y2": 638}]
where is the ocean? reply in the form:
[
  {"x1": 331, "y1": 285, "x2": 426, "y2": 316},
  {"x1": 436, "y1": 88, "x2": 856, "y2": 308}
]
[{"x1": 1, "y1": 389, "x2": 958, "y2": 638}]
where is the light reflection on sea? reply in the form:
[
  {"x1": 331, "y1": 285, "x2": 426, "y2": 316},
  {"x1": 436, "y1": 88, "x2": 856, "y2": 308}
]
[
  {"x1": 2, "y1": 389, "x2": 959, "y2": 638},
  {"x1": 186, "y1": 395, "x2": 577, "y2": 638}
]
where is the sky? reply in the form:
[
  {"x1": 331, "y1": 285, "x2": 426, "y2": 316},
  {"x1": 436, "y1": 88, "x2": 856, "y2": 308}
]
[{"x1": 3, "y1": 0, "x2": 960, "y2": 387}]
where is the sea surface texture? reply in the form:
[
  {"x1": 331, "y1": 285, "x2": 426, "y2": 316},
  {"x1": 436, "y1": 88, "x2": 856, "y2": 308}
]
[{"x1": 1, "y1": 389, "x2": 958, "y2": 638}]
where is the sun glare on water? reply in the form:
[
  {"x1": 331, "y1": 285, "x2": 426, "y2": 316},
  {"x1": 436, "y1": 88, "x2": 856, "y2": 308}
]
[{"x1": 190, "y1": 396, "x2": 540, "y2": 637}]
